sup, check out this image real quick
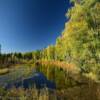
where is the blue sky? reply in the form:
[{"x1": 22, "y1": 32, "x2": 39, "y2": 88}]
[{"x1": 0, "y1": 0, "x2": 71, "y2": 53}]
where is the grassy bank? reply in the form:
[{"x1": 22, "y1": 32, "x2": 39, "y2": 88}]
[{"x1": 0, "y1": 68, "x2": 9, "y2": 75}]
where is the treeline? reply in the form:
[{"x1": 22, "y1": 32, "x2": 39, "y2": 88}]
[
  {"x1": 40, "y1": 0, "x2": 100, "y2": 80},
  {"x1": 0, "y1": 45, "x2": 60, "y2": 68},
  {"x1": 41, "y1": 0, "x2": 100, "y2": 79},
  {"x1": 54, "y1": 0, "x2": 100, "y2": 78},
  {"x1": 44, "y1": 0, "x2": 100, "y2": 79},
  {"x1": 0, "y1": 50, "x2": 41, "y2": 67}
]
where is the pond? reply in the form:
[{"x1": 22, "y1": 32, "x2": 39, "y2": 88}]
[{"x1": 0, "y1": 65, "x2": 56, "y2": 90}]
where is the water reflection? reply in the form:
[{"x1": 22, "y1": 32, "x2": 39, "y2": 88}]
[{"x1": 6, "y1": 72, "x2": 56, "y2": 89}]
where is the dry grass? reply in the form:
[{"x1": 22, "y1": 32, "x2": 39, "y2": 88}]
[
  {"x1": 37, "y1": 60, "x2": 79, "y2": 74},
  {"x1": 0, "y1": 68, "x2": 9, "y2": 75}
]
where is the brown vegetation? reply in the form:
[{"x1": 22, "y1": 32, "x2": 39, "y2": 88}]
[{"x1": 37, "y1": 60, "x2": 79, "y2": 74}]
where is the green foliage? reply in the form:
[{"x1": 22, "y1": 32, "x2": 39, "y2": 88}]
[{"x1": 55, "y1": 0, "x2": 100, "y2": 78}]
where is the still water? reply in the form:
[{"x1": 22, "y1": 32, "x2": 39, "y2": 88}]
[{"x1": 0, "y1": 66, "x2": 56, "y2": 89}]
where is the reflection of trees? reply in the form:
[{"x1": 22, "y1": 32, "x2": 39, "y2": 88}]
[{"x1": 37, "y1": 63, "x2": 100, "y2": 100}]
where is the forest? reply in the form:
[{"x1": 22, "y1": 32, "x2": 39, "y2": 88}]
[{"x1": 0, "y1": 0, "x2": 100, "y2": 100}]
